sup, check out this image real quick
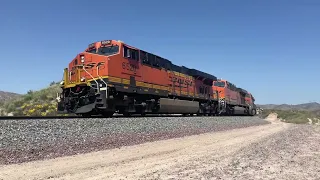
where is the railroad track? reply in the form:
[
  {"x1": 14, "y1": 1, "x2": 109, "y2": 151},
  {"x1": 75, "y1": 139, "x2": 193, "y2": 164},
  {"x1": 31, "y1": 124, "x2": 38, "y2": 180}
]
[{"x1": 0, "y1": 114, "x2": 251, "y2": 120}]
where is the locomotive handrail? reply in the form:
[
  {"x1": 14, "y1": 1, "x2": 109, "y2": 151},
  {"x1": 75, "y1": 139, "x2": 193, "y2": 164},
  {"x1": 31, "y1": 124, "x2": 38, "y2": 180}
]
[
  {"x1": 97, "y1": 66, "x2": 108, "y2": 88},
  {"x1": 80, "y1": 65, "x2": 100, "y2": 93},
  {"x1": 97, "y1": 66, "x2": 108, "y2": 98}
]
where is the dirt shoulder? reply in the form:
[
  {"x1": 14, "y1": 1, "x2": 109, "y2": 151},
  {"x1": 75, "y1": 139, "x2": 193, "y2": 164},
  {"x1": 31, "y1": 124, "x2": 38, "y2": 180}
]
[
  {"x1": 216, "y1": 124, "x2": 320, "y2": 180},
  {"x1": 3, "y1": 120, "x2": 316, "y2": 180}
]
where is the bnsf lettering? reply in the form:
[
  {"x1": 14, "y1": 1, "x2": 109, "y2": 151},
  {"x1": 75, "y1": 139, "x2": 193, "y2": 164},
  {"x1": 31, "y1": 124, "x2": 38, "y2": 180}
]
[
  {"x1": 122, "y1": 62, "x2": 139, "y2": 72},
  {"x1": 171, "y1": 77, "x2": 193, "y2": 86}
]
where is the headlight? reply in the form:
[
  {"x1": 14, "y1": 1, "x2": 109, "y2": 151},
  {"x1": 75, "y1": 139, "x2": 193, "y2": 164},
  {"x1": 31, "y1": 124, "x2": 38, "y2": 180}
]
[{"x1": 80, "y1": 55, "x2": 85, "y2": 63}]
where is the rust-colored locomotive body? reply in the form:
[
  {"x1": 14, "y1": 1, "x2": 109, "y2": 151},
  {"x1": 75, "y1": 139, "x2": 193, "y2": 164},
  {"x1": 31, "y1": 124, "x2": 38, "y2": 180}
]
[
  {"x1": 212, "y1": 80, "x2": 256, "y2": 115},
  {"x1": 57, "y1": 40, "x2": 221, "y2": 117}
]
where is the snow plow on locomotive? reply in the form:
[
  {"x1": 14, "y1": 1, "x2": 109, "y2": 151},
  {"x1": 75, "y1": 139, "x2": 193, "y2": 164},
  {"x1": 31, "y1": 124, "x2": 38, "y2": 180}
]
[{"x1": 57, "y1": 40, "x2": 256, "y2": 117}]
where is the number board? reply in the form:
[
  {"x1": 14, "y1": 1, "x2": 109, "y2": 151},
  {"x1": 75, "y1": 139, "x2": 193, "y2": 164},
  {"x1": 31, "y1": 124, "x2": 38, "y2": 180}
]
[{"x1": 101, "y1": 40, "x2": 112, "y2": 45}]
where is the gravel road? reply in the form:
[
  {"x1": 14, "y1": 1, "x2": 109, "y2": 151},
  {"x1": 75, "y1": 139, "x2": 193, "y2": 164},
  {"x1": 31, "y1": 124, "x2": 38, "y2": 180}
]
[
  {"x1": 213, "y1": 124, "x2": 320, "y2": 180},
  {"x1": 0, "y1": 116, "x2": 268, "y2": 165},
  {"x1": 1, "y1": 121, "x2": 318, "y2": 180}
]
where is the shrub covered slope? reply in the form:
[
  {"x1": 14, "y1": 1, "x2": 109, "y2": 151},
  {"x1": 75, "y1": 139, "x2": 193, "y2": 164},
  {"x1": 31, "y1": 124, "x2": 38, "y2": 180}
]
[
  {"x1": 260, "y1": 109, "x2": 320, "y2": 124},
  {"x1": 0, "y1": 82, "x2": 62, "y2": 116}
]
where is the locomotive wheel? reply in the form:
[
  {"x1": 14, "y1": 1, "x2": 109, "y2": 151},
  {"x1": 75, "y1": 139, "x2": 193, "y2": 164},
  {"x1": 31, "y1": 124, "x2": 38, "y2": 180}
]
[
  {"x1": 123, "y1": 112, "x2": 132, "y2": 117},
  {"x1": 81, "y1": 113, "x2": 92, "y2": 118},
  {"x1": 102, "y1": 111, "x2": 114, "y2": 118},
  {"x1": 251, "y1": 109, "x2": 256, "y2": 116}
]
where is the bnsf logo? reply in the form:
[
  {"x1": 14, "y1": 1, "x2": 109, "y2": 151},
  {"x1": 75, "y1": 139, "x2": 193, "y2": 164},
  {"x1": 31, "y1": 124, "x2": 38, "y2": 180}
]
[{"x1": 84, "y1": 62, "x2": 105, "y2": 69}]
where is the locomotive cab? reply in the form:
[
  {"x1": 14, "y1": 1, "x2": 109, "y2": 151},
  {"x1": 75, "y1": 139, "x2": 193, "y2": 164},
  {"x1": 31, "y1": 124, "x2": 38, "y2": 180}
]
[
  {"x1": 213, "y1": 81, "x2": 226, "y2": 96},
  {"x1": 213, "y1": 80, "x2": 256, "y2": 116},
  {"x1": 63, "y1": 40, "x2": 122, "y2": 85},
  {"x1": 57, "y1": 40, "x2": 124, "y2": 117}
]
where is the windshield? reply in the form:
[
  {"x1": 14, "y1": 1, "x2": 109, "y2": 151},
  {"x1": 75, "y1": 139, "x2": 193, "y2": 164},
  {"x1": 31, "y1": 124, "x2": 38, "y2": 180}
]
[
  {"x1": 86, "y1": 48, "x2": 97, "y2": 53},
  {"x1": 86, "y1": 45, "x2": 119, "y2": 56},
  {"x1": 214, "y1": 81, "x2": 225, "y2": 87},
  {"x1": 252, "y1": 95, "x2": 255, "y2": 102}
]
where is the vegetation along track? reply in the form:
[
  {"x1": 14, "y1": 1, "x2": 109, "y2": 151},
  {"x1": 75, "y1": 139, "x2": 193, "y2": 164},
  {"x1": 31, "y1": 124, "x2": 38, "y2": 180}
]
[{"x1": 0, "y1": 116, "x2": 268, "y2": 165}]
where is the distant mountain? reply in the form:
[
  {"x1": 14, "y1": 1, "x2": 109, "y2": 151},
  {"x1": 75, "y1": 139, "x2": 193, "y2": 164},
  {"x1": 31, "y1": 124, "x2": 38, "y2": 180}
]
[
  {"x1": 258, "y1": 102, "x2": 320, "y2": 111},
  {"x1": 0, "y1": 91, "x2": 21, "y2": 103}
]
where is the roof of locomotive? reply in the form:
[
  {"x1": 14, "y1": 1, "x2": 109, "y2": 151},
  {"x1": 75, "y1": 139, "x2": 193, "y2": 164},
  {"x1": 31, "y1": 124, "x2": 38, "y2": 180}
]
[
  {"x1": 85, "y1": 40, "x2": 217, "y2": 82},
  {"x1": 214, "y1": 79, "x2": 251, "y2": 95},
  {"x1": 120, "y1": 40, "x2": 218, "y2": 81},
  {"x1": 237, "y1": 87, "x2": 248, "y2": 94}
]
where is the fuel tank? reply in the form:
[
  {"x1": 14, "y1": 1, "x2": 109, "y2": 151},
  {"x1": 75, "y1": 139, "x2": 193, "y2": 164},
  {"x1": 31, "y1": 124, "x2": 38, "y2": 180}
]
[
  {"x1": 233, "y1": 106, "x2": 247, "y2": 115},
  {"x1": 157, "y1": 98, "x2": 199, "y2": 114}
]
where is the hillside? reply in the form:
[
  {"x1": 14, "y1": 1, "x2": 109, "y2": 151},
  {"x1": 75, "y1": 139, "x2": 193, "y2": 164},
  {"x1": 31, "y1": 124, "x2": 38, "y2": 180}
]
[
  {"x1": 258, "y1": 102, "x2": 320, "y2": 124},
  {"x1": 0, "y1": 82, "x2": 62, "y2": 116},
  {"x1": 259, "y1": 109, "x2": 320, "y2": 124},
  {"x1": 258, "y1": 102, "x2": 320, "y2": 111},
  {"x1": 0, "y1": 91, "x2": 21, "y2": 104}
]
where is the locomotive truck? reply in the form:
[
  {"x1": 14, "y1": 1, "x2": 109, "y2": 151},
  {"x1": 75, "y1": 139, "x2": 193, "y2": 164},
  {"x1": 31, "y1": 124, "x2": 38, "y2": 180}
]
[{"x1": 57, "y1": 40, "x2": 256, "y2": 117}]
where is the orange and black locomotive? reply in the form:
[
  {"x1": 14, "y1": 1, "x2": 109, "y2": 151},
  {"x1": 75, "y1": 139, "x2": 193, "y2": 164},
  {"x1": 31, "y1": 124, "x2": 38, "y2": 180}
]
[{"x1": 57, "y1": 40, "x2": 256, "y2": 117}]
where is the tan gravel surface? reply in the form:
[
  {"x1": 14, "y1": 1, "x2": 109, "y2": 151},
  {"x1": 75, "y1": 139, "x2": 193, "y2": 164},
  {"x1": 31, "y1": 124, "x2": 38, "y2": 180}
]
[
  {"x1": 1, "y1": 121, "x2": 319, "y2": 180},
  {"x1": 0, "y1": 116, "x2": 268, "y2": 165}
]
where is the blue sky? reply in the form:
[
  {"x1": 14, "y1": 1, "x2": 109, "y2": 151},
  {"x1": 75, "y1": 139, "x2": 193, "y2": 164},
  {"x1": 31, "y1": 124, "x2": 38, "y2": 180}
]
[{"x1": 0, "y1": 0, "x2": 319, "y2": 104}]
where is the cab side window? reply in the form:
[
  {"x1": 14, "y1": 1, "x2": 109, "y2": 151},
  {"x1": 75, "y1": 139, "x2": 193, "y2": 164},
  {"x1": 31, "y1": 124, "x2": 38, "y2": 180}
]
[{"x1": 124, "y1": 45, "x2": 139, "y2": 60}]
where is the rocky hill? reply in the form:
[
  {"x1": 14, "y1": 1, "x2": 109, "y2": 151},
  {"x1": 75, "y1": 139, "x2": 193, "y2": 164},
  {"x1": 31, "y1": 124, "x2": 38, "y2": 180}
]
[
  {"x1": 0, "y1": 91, "x2": 21, "y2": 104},
  {"x1": 258, "y1": 102, "x2": 320, "y2": 125},
  {"x1": 258, "y1": 102, "x2": 320, "y2": 111}
]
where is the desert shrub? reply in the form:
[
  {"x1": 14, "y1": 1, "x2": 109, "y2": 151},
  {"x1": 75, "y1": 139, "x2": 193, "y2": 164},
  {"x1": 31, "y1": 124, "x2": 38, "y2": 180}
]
[{"x1": 50, "y1": 81, "x2": 56, "y2": 86}]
